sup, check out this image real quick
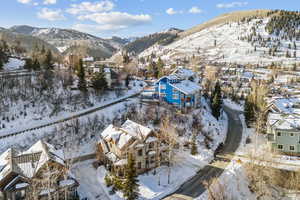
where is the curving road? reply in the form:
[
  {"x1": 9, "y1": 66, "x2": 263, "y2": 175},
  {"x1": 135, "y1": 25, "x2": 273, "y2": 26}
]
[{"x1": 163, "y1": 106, "x2": 243, "y2": 199}]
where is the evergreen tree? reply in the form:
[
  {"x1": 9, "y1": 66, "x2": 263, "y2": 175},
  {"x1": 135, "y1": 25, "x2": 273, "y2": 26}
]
[
  {"x1": 191, "y1": 132, "x2": 198, "y2": 155},
  {"x1": 91, "y1": 71, "x2": 107, "y2": 90},
  {"x1": 125, "y1": 75, "x2": 130, "y2": 88},
  {"x1": 24, "y1": 58, "x2": 33, "y2": 70},
  {"x1": 77, "y1": 59, "x2": 87, "y2": 91},
  {"x1": 123, "y1": 153, "x2": 139, "y2": 200},
  {"x1": 211, "y1": 81, "x2": 222, "y2": 120},
  {"x1": 244, "y1": 96, "x2": 255, "y2": 127},
  {"x1": 157, "y1": 57, "x2": 164, "y2": 78},
  {"x1": 123, "y1": 53, "x2": 130, "y2": 64},
  {"x1": 44, "y1": 50, "x2": 54, "y2": 70},
  {"x1": 32, "y1": 59, "x2": 41, "y2": 71},
  {"x1": 286, "y1": 50, "x2": 291, "y2": 58}
]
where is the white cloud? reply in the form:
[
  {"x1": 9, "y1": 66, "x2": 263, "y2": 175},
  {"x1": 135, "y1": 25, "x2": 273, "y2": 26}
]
[
  {"x1": 37, "y1": 8, "x2": 66, "y2": 21},
  {"x1": 44, "y1": 0, "x2": 57, "y2": 5},
  {"x1": 17, "y1": 0, "x2": 31, "y2": 4},
  {"x1": 66, "y1": 1, "x2": 114, "y2": 15},
  {"x1": 216, "y1": 1, "x2": 248, "y2": 8},
  {"x1": 189, "y1": 6, "x2": 203, "y2": 14},
  {"x1": 166, "y1": 8, "x2": 177, "y2": 15},
  {"x1": 78, "y1": 12, "x2": 152, "y2": 28}
]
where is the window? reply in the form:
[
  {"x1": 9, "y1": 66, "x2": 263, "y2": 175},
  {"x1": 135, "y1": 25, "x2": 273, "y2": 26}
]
[
  {"x1": 290, "y1": 146, "x2": 295, "y2": 151},
  {"x1": 160, "y1": 84, "x2": 166, "y2": 90},
  {"x1": 172, "y1": 94, "x2": 179, "y2": 99},
  {"x1": 278, "y1": 144, "x2": 283, "y2": 150},
  {"x1": 138, "y1": 149, "x2": 143, "y2": 156},
  {"x1": 150, "y1": 156, "x2": 155, "y2": 164},
  {"x1": 160, "y1": 93, "x2": 166, "y2": 97},
  {"x1": 137, "y1": 162, "x2": 142, "y2": 169},
  {"x1": 290, "y1": 133, "x2": 294, "y2": 137},
  {"x1": 277, "y1": 132, "x2": 281, "y2": 136},
  {"x1": 172, "y1": 88, "x2": 177, "y2": 93},
  {"x1": 149, "y1": 142, "x2": 154, "y2": 149}
]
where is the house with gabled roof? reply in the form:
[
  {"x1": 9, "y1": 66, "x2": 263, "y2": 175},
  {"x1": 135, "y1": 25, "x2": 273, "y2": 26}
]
[
  {"x1": 267, "y1": 113, "x2": 300, "y2": 155},
  {"x1": 154, "y1": 67, "x2": 201, "y2": 109},
  {"x1": 97, "y1": 120, "x2": 168, "y2": 176},
  {"x1": 0, "y1": 140, "x2": 78, "y2": 200}
]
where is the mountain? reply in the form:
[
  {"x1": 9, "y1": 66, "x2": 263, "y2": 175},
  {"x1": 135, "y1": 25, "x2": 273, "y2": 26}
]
[
  {"x1": 9, "y1": 25, "x2": 124, "y2": 58},
  {"x1": 123, "y1": 28, "x2": 183, "y2": 55},
  {"x1": 0, "y1": 28, "x2": 60, "y2": 57},
  {"x1": 139, "y1": 10, "x2": 300, "y2": 66}
]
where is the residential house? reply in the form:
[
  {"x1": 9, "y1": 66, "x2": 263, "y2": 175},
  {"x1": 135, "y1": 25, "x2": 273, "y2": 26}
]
[
  {"x1": 97, "y1": 120, "x2": 168, "y2": 176},
  {"x1": 267, "y1": 113, "x2": 300, "y2": 155},
  {"x1": 154, "y1": 68, "x2": 201, "y2": 108},
  {"x1": 266, "y1": 97, "x2": 300, "y2": 115},
  {"x1": 0, "y1": 140, "x2": 78, "y2": 200}
]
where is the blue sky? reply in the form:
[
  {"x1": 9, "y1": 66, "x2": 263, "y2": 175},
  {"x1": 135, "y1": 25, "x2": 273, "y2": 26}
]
[{"x1": 1, "y1": 0, "x2": 299, "y2": 38}]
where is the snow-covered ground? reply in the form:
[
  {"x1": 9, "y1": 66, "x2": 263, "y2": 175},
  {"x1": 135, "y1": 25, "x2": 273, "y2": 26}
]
[
  {"x1": 3, "y1": 58, "x2": 25, "y2": 71},
  {"x1": 223, "y1": 99, "x2": 244, "y2": 112},
  {"x1": 72, "y1": 160, "x2": 110, "y2": 200},
  {"x1": 0, "y1": 79, "x2": 144, "y2": 137},
  {"x1": 140, "y1": 18, "x2": 300, "y2": 65},
  {"x1": 64, "y1": 97, "x2": 229, "y2": 200}
]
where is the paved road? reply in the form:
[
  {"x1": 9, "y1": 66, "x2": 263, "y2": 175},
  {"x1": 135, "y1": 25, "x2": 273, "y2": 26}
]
[{"x1": 164, "y1": 106, "x2": 243, "y2": 199}]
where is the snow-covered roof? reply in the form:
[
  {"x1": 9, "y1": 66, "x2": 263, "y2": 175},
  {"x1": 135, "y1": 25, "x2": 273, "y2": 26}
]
[
  {"x1": 268, "y1": 97, "x2": 300, "y2": 114},
  {"x1": 15, "y1": 182, "x2": 29, "y2": 189},
  {"x1": 100, "y1": 120, "x2": 152, "y2": 150},
  {"x1": 59, "y1": 179, "x2": 75, "y2": 187},
  {"x1": 0, "y1": 140, "x2": 66, "y2": 183},
  {"x1": 121, "y1": 120, "x2": 152, "y2": 140},
  {"x1": 82, "y1": 57, "x2": 94, "y2": 62},
  {"x1": 268, "y1": 113, "x2": 300, "y2": 131},
  {"x1": 171, "y1": 67, "x2": 195, "y2": 80},
  {"x1": 114, "y1": 159, "x2": 127, "y2": 166},
  {"x1": 145, "y1": 137, "x2": 158, "y2": 143},
  {"x1": 148, "y1": 151, "x2": 156, "y2": 156},
  {"x1": 170, "y1": 80, "x2": 201, "y2": 95}
]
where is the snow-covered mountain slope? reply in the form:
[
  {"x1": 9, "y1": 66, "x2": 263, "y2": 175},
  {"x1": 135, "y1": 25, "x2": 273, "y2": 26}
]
[
  {"x1": 9, "y1": 25, "x2": 124, "y2": 57},
  {"x1": 140, "y1": 10, "x2": 300, "y2": 65},
  {"x1": 123, "y1": 28, "x2": 183, "y2": 55}
]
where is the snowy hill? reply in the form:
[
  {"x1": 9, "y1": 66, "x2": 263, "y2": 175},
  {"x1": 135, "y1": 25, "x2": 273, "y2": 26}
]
[
  {"x1": 9, "y1": 25, "x2": 124, "y2": 57},
  {"x1": 123, "y1": 28, "x2": 183, "y2": 55},
  {"x1": 140, "y1": 10, "x2": 300, "y2": 65}
]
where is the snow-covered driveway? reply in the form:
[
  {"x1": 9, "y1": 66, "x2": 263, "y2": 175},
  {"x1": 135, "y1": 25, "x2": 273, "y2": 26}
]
[{"x1": 72, "y1": 160, "x2": 110, "y2": 200}]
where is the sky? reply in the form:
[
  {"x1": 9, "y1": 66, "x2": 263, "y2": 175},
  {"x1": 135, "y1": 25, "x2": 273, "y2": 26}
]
[{"x1": 0, "y1": 0, "x2": 299, "y2": 38}]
